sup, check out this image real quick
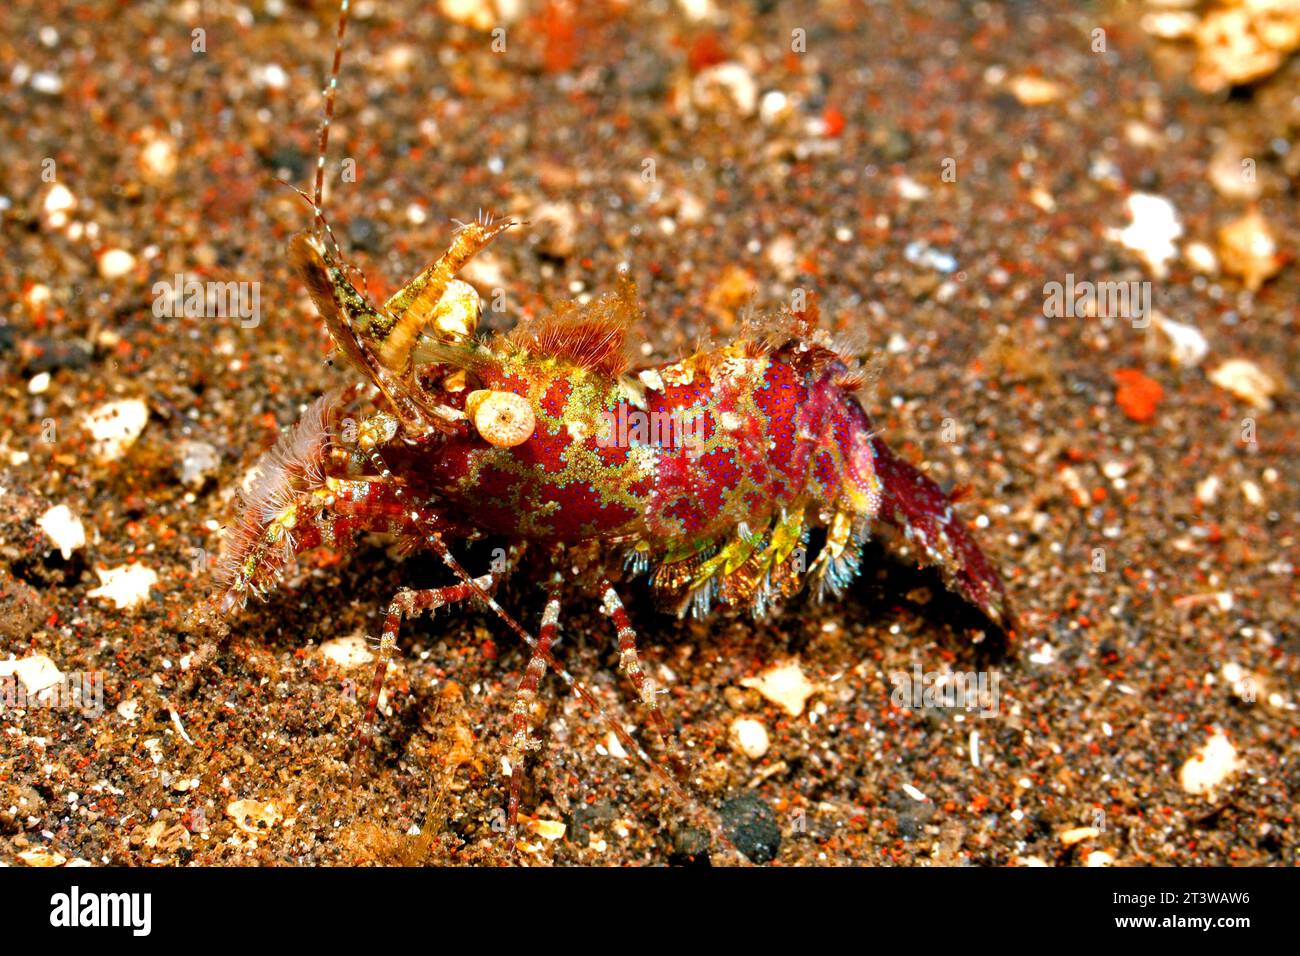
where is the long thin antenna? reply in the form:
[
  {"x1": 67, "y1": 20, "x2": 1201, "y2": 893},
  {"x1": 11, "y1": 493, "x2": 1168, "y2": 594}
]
[{"x1": 312, "y1": 0, "x2": 352, "y2": 244}]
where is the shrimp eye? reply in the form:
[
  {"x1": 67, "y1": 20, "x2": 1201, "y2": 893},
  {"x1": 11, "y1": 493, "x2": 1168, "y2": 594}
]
[{"x1": 465, "y1": 390, "x2": 535, "y2": 448}]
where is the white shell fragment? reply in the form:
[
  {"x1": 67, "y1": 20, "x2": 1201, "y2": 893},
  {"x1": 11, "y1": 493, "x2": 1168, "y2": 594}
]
[
  {"x1": 1060, "y1": 826, "x2": 1101, "y2": 847},
  {"x1": 38, "y1": 504, "x2": 86, "y2": 560},
  {"x1": 18, "y1": 848, "x2": 68, "y2": 867},
  {"x1": 0, "y1": 655, "x2": 65, "y2": 696},
  {"x1": 529, "y1": 819, "x2": 567, "y2": 841},
  {"x1": 1005, "y1": 74, "x2": 1062, "y2": 105},
  {"x1": 692, "y1": 62, "x2": 758, "y2": 116},
  {"x1": 1218, "y1": 210, "x2": 1282, "y2": 292},
  {"x1": 226, "y1": 799, "x2": 283, "y2": 835},
  {"x1": 318, "y1": 634, "x2": 375, "y2": 668},
  {"x1": 902, "y1": 783, "x2": 929, "y2": 802},
  {"x1": 87, "y1": 563, "x2": 158, "y2": 610},
  {"x1": 43, "y1": 183, "x2": 76, "y2": 228},
  {"x1": 1208, "y1": 359, "x2": 1278, "y2": 410},
  {"x1": 1180, "y1": 731, "x2": 1243, "y2": 796},
  {"x1": 83, "y1": 399, "x2": 149, "y2": 463},
  {"x1": 140, "y1": 134, "x2": 178, "y2": 179},
  {"x1": 1109, "y1": 193, "x2": 1183, "y2": 278},
  {"x1": 1152, "y1": 314, "x2": 1209, "y2": 368},
  {"x1": 740, "y1": 659, "x2": 817, "y2": 717},
  {"x1": 97, "y1": 248, "x2": 137, "y2": 280},
  {"x1": 729, "y1": 717, "x2": 771, "y2": 760}
]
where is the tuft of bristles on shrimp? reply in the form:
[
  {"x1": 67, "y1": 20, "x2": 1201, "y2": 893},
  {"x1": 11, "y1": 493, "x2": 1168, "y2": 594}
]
[
  {"x1": 211, "y1": 0, "x2": 1014, "y2": 858},
  {"x1": 215, "y1": 387, "x2": 349, "y2": 614}
]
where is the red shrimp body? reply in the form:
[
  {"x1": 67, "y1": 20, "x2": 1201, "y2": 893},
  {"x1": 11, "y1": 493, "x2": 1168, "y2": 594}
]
[
  {"x1": 394, "y1": 325, "x2": 983, "y2": 619},
  {"x1": 411, "y1": 342, "x2": 876, "y2": 549}
]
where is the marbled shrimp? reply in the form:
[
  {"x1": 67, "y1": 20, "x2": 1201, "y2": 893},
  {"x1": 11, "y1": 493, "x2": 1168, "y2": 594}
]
[{"x1": 213, "y1": 0, "x2": 1013, "y2": 855}]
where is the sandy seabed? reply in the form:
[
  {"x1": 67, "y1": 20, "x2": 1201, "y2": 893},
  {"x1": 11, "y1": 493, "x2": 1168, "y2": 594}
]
[{"x1": 0, "y1": 0, "x2": 1296, "y2": 866}]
